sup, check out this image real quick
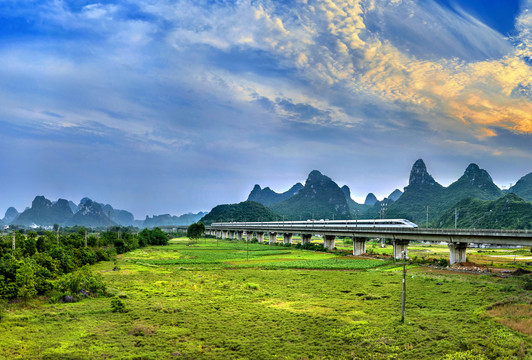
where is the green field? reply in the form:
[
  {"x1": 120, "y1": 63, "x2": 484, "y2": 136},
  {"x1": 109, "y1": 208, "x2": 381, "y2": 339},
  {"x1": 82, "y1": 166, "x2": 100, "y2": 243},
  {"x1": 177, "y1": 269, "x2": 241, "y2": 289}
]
[{"x1": 0, "y1": 238, "x2": 531, "y2": 359}]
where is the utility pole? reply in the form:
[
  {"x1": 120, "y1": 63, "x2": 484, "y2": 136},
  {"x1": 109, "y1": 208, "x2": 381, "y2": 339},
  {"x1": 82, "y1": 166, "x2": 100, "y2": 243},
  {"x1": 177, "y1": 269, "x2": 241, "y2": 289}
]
[
  {"x1": 84, "y1": 230, "x2": 88, "y2": 248},
  {"x1": 401, "y1": 250, "x2": 406, "y2": 323},
  {"x1": 57, "y1": 227, "x2": 60, "y2": 246},
  {"x1": 12, "y1": 230, "x2": 15, "y2": 251},
  {"x1": 454, "y1": 208, "x2": 458, "y2": 229}
]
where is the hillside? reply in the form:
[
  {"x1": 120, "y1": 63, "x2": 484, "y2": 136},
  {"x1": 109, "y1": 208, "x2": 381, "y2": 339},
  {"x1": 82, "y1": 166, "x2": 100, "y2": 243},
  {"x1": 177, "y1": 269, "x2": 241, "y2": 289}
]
[
  {"x1": 144, "y1": 212, "x2": 207, "y2": 228},
  {"x1": 247, "y1": 183, "x2": 303, "y2": 206},
  {"x1": 270, "y1": 170, "x2": 351, "y2": 220},
  {"x1": 386, "y1": 159, "x2": 445, "y2": 223},
  {"x1": 14, "y1": 196, "x2": 74, "y2": 226},
  {"x1": 200, "y1": 201, "x2": 278, "y2": 225},
  {"x1": 509, "y1": 172, "x2": 532, "y2": 201},
  {"x1": 436, "y1": 193, "x2": 532, "y2": 229}
]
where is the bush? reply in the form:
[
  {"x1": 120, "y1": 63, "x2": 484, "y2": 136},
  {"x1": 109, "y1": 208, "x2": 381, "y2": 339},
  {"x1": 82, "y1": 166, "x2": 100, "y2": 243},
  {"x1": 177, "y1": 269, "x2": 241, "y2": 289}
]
[
  {"x1": 55, "y1": 265, "x2": 107, "y2": 298},
  {"x1": 523, "y1": 276, "x2": 532, "y2": 291},
  {"x1": 111, "y1": 297, "x2": 127, "y2": 313}
]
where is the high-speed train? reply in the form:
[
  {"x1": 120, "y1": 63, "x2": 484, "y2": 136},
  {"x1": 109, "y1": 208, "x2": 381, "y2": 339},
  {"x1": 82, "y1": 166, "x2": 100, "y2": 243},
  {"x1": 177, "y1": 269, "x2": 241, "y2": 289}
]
[{"x1": 211, "y1": 219, "x2": 418, "y2": 228}]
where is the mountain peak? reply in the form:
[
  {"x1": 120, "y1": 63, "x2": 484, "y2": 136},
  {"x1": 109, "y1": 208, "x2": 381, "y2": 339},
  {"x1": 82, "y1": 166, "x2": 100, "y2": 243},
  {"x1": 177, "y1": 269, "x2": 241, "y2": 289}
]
[
  {"x1": 307, "y1": 170, "x2": 324, "y2": 182},
  {"x1": 388, "y1": 189, "x2": 403, "y2": 201},
  {"x1": 409, "y1": 159, "x2": 438, "y2": 186},
  {"x1": 32, "y1": 195, "x2": 52, "y2": 209},
  {"x1": 364, "y1": 193, "x2": 378, "y2": 206},
  {"x1": 341, "y1": 185, "x2": 351, "y2": 199}
]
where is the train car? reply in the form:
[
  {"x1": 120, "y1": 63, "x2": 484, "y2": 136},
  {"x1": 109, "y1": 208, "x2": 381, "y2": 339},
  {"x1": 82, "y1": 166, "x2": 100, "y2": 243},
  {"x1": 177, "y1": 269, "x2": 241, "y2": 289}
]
[{"x1": 211, "y1": 219, "x2": 417, "y2": 228}]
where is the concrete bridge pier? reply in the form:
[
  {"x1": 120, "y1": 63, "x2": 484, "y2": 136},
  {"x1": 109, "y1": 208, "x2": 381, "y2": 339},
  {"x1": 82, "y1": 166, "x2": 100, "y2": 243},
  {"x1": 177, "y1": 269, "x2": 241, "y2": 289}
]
[
  {"x1": 323, "y1": 235, "x2": 336, "y2": 250},
  {"x1": 246, "y1": 231, "x2": 254, "y2": 242},
  {"x1": 269, "y1": 232, "x2": 277, "y2": 245},
  {"x1": 222, "y1": 230, "x2": 228, "y2": 239},
  {"x1": 353, "y1": 237, "x2": 366, "y2": 255},
  {"x1": 301, "y1": 234, "x2": 312, "y2": 245},
  {"x1": 216, "y1": 230, "x2": 222, "y2": 239},
  {"x1": 393, "y1": 239, "x2": 409, "y2": 259},
  {"x1": 256, "y1": 232, "x2": 265, "y2": 243},
  {"x1": 283, "y1": 233, "x2": 293, "y2": 245},
  {"x1": 237, "y1": 231, "x2": 244, "y2": 241},
  {"x1": 229, "y1": 230, "x2": 236, "y2": 240},
  {"x1": 449, "y1": 242, "x2": 467, "y2": 264}
]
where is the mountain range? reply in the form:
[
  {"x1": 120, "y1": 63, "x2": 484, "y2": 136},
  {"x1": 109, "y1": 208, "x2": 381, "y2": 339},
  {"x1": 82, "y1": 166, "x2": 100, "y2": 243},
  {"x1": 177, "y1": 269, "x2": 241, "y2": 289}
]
[
  {"x1": 201, "y1": 159, "x2": 532, "y2": 229},
  {"x1": 2, "y1": 196, "x2": 205, "y2": 229}
]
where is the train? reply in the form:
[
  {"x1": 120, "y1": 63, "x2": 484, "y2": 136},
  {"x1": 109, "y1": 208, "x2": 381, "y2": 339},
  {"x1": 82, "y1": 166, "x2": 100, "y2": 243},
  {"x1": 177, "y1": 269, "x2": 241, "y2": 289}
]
[{"x1": 211, "y1": 219, "x2": 418, "y2": 228}]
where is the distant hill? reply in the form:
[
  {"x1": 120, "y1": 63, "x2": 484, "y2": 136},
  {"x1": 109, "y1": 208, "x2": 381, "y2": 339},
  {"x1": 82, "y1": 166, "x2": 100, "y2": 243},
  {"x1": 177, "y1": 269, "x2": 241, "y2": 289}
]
[
  {"x1": 14, "y1": 196, "x2": 74, "y2": 227},
  {"x1": 364, "y1": 193, "x2": 378, "y2": 206},
  {"x1": 509, "y1": 172, "x2": 532, "y2": 202},
  {"x1": 341, "y1": 185, "x2": 368, "y2": 213},
  {"x1": 436, "y1": 193, "x2": 532, "y2": 229},
  {"x1": 2, "y1": 207, "x2": 19, "y2": 224},
  {"x1": 270, "y1": 170, "x2": 351, "y2": 220},
  {"x1": 247, "y1": 183, "x2": 303, "y2": 206},
  {"x1": 65, "y1": 198, "x2": 115, "y2": 227},
  {"x1": 385, "y1": 160, "x2": 505, "y2": 225},
  {"x1": 388, "y1": 189, "x2": 403, "y2": 201},
  {"x1": 200, "y1": 201, "x2": 278, "y2": 225},
  {"x1": 6, "y1": 195, "x2": 203, "y2": 229},
  {"x1": 386, "y1": 159, "x2": 445, "y2": 223},
  {"x1": 144, "y1": 212, "x2": 207, "y2": 228}
]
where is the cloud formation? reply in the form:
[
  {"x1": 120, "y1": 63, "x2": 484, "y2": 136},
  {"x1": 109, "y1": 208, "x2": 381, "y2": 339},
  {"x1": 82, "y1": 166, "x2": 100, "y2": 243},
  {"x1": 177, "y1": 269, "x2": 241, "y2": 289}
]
[{"x1": 0, "y1": 0, "x2": 531, "y2": 216}]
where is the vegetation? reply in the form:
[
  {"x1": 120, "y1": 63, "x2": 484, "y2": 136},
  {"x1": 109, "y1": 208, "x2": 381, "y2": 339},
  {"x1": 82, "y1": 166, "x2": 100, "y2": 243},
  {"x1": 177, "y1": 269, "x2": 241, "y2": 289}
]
[
  {"x1": 270, "y1": 170, "x2": 352, "y2": 220},
  {"x1": 0, "y1": 227, "x2": 169, "y2": 302},
  {"x1": 0, "y1": 238, "x2": 530, "y2": 359},
  {"x1": 437, "y1": 194, "x2": 532, "y2": 229},
  {"x1": 200, "y1": 201, "x2": 278, "y2": 225},
  {"x1": 186, "y1": 222, "x2": 205, "y2": 240}
]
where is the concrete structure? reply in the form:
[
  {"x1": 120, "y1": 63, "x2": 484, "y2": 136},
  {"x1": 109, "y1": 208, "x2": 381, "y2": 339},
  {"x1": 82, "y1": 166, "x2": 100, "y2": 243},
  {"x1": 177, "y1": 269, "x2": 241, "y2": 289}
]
[
  {"x1": 256, "y1": 232, "x2": 265, "y2": 243},
  {"x1": 209, "y1": 221, "x2": 532, "y2": 265},
  {"x1": 283, "y1": 233, "x2": 293, "y2": 245},
  {"x1": 246, "y1": 231, "x2": 254, "y2": 242},
  {"x1": 301, "y1": 234, "x2": 312, "y2": 245},
  {"x1": 449, "y1": 242, "x2": 467, "y2": 264},
  {"x1": 323, "y1": 235, "x2": 336, "y2": 250},
  {"x1": 269, "y1": 232, "x2": 277, "y2": 245},
  {"x1": 237, "y1": 231, "x2": 243, "y2": 241},
  {"x1": 222, "y1": 230, "x2": 228, "y2": 239},
  {"x1": 353, "y1": 237, "x2": 366, "y2": 255},
  {"x1": 393, "y1": 239, "x2": 410, "y2": 259}
]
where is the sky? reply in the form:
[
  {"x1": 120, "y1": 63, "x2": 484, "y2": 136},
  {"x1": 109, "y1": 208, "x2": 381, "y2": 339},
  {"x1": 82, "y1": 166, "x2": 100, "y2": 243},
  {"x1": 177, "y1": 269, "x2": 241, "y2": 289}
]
[{"x1": 1, "y1": 0, "x2": 532, "y2": 219}]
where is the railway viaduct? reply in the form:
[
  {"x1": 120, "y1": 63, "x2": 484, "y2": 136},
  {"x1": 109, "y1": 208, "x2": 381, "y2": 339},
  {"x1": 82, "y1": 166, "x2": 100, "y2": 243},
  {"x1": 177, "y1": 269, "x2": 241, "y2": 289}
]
[{"x1": 206, "y1": 221, "x2": 532, "y2": 265}]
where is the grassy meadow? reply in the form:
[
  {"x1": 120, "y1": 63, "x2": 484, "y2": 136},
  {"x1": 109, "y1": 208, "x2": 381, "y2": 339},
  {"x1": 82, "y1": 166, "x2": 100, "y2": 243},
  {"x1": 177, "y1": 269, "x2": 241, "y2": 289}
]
[{"x1": 0, "y1": 237, "x2": 531, "y2": 359}]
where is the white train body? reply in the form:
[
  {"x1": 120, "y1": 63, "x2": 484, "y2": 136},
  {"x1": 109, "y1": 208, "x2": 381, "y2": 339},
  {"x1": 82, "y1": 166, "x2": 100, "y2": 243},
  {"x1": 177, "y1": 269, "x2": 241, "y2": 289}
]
[{"x1": 211, "y1": 219, "x2": 418, "y2": 228}]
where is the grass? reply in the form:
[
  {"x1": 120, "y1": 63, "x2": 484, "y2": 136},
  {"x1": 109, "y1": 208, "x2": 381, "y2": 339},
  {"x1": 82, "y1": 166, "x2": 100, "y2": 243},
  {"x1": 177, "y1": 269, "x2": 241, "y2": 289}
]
[{"x1": 0, "y1": 238, "x2": 531, "y2": 359}]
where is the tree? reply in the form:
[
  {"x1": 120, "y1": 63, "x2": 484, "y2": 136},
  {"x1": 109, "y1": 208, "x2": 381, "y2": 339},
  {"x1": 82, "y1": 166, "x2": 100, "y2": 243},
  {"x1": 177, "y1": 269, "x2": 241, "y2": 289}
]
[{"x1": 187, "y1": 222, "x2": 205, "y2": 240}]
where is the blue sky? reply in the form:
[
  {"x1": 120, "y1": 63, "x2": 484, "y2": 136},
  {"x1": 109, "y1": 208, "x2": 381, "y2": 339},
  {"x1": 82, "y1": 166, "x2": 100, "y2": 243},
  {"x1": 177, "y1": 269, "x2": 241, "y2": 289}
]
[{"x1": 1, "y1": 0, "x2": 531, "y2": 218}]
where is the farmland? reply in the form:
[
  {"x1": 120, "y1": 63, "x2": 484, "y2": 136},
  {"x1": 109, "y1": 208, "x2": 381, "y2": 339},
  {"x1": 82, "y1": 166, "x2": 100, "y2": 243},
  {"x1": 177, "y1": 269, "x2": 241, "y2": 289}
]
[{"x1": 0, "y1": 238, "x2": 531, "y2": 359}]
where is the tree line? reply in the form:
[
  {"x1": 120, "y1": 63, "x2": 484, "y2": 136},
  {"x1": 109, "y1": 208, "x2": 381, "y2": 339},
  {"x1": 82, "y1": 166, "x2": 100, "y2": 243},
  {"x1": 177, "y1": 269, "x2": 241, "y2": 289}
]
[{"x1": 0, "y1": 227, "x2": 169, "y2": 302}]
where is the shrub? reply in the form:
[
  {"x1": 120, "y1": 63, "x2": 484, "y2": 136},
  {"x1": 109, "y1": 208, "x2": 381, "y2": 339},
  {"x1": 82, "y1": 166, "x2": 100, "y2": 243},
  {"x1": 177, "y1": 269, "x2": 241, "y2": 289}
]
[
  {"x1": 111, "y1": 297, "x2": 127, "y2": 313},
  {"x1": 55, "y1": 265, "x2": 107, "y2": 297}
]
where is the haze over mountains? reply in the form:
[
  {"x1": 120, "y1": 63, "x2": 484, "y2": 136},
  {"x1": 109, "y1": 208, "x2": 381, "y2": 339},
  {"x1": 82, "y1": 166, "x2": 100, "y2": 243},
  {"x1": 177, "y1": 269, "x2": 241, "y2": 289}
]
[
  {"x1": 200, "y1": 159, "x2": 532, "y2": 229},
  {"x1": 5, "y1": 159, "x2": 532, "y2": 230},
  {"x1": 2, "y1": 196, "x2": 205, "y2": 229}
]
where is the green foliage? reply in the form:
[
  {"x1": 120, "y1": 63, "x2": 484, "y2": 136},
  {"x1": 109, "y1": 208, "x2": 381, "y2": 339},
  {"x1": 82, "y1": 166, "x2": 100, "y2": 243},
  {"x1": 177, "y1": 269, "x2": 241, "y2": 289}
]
[
  {"x1": 55, "y1": 265, "x2": 107, "y2": 297},
  {"x1": 270, "y1": 171, "x2": 352, "y2": 220},
  {"x1": 437, "y1": 194, "x2": 532, "y2": 229},
  {"x1": 186, "y1": 222, "x2": 205, "y2": 240},
  {"x1": 200, "y1": 201, "x2": 278, "y2": 225},
  {"x1": 15, "y1": 260, "x2": 37, "y2": 301},
  {"x1": 0, "y1": 240, "x2": 531, "y2": 358},
  {"x1": 111, "y1": 297, "x2": 127, "y2": 313},
  {"x1": 138, "y1": 228, "x2": 169, "y2": 246}
]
